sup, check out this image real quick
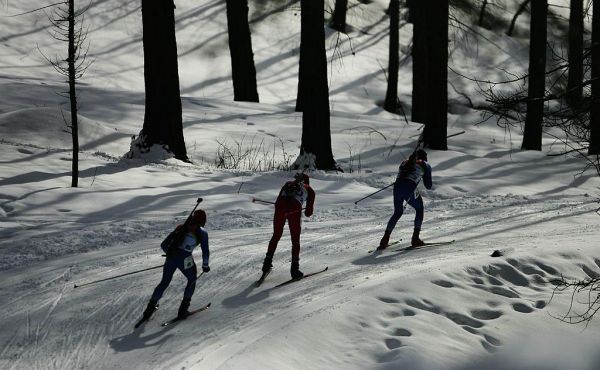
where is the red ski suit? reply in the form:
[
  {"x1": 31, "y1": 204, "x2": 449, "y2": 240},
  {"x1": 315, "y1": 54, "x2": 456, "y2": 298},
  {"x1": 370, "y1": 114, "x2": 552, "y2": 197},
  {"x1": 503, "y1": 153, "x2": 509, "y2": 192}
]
[{"x1": 266, "y1": 181, "x2": 315, "y2": 260}]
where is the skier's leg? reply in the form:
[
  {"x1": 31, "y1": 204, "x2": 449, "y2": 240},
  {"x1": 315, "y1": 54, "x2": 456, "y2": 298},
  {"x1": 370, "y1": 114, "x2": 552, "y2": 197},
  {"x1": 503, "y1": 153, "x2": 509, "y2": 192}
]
[
  {"x1": 150, "y1": 257, "x2": 177, "y2": 302},
  {"x1": 408, "y1": 195, "x2": 425, "y2": 246},
  {"x1": 180, "y1": 260, "x2": 198, "y2": 300},
  {"x1": 384, "y1": 184, "x2": 405, "y2": 234},
  {"x1": 408, "y1": 195, "x2": 424, "y2": 230},
  {"x1": 288, "y1": 212, "x2": 301, "y2": 261},
  {"x1": 288, "y1": 210, "x2": 303, "y2": 279},
  {"x1": 266, "y1": 207, "x2": 286, "y2": 256}
]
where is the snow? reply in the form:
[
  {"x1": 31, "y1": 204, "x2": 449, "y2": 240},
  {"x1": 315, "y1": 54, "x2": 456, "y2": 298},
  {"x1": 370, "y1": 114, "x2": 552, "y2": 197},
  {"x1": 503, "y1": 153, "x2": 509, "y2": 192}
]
[{"x1": 1, "y1": 0, "x2": 600, "y2": 369}]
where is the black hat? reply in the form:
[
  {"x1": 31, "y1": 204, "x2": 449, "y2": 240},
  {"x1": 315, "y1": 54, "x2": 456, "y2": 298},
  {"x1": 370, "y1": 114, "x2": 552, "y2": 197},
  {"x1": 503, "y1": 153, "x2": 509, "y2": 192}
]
[{"x1": 415, "y1": 149, "x2": 427, "y2": 161}]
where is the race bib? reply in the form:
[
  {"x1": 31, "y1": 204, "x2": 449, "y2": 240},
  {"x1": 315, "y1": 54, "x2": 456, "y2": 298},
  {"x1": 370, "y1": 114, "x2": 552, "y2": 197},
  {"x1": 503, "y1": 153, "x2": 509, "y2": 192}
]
[{"x1": 183, "y1": 256, "x2": 194, "y2": 270}]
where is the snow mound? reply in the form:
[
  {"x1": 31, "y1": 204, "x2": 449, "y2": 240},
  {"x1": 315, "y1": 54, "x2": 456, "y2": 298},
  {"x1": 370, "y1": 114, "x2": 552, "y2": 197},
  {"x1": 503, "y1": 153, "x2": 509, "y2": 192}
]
[{"x1": 0, "y1": 107, "x2": 128, "y2": 152}]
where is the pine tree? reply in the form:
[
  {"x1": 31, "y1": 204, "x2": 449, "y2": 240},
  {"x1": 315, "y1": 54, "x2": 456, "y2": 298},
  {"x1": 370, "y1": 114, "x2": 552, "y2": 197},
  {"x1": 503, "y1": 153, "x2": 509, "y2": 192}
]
[
  {"x1": 522, "y1": 0, "x2": 547, "y2": 151},
  {"x1": 590, "y1": 0, "x2": 600, "y2": 155},
  {"x1": 330, "y1": 0, "x2": 348, "y2": 33},
  {"x1": 384, "y1": 0, "x2": 400, "y2": 113},
  {"x1": 567, "y1": 0, "x2": 584, "y2": 108},
  {"x1": 411, "y1": 0, "x2": 427, "y2": 123},
  {"x1": 226, "y1": 0, "x2": 259, "y2": 102},
  {"x1": 139, "y1": 0, "x2": 188, "y2": 161},
  {"x1": 422, "y1": 0, "x2": 448, "y2": 150},
  {"x1": 295, "y1": 0, "x2": 337, "y2": 170}
]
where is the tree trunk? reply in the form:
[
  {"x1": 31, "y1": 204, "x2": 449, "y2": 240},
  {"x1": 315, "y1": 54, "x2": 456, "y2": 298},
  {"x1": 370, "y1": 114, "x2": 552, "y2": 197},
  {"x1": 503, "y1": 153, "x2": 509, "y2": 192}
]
[
  {"x1": 330, "y1": 0, "x2": 348, "y2": 33},
  {"x1": 406, "y1": 0, "x2": 414, "y2": 23},
  {"x1": 590, "y1": 0, "x2": 600, "y2": 155},
  {"x1": 141, "y1": 0, "x2": 188, "y2": 161},
  {"x1": 226, "y1": 0, "x2": 259, "y2": 102},
  {"x1": 567, "y1": 0, "x2": 584, "y2": 108},
  {"x1": 411, "y1": 0, "x2": 427, "y2": 123},
  {"x1": 522, "y1": 0, "x2": 547, "y2": 151},
  {"x1": 297, "y1": 0, "x2": 337, "y2": 170},
  {"x1": 422, "y1": 0, "x2": 448, "y2": 150},
  {"x1": 296, "y1": 2, "x2": 308, "y2": 113},
  {"x1": 68, "y1": 0, "x2": 78, "y2": 187},
  {"x1": 384, "y1": 0, "x2": 400, "y2": 113}
]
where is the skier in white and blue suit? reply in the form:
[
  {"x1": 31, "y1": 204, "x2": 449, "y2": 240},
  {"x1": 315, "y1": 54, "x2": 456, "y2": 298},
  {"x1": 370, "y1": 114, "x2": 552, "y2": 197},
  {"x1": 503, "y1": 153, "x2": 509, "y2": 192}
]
[
  {"x1": 379, "y1": 149, "x2": 432, "y2": 249},
  {"x1": 142, "y1": 210, "x2": 210, "y2": 321}
]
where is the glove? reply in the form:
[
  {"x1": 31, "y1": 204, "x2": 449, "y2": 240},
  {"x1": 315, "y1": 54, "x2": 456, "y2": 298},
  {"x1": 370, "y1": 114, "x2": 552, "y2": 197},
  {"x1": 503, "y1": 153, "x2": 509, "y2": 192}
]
[
  {"x1": 202, "y1": 265, "x2": 210, "y2": 273},
  {"x1": 304, "y1": 207, "x2": 313, "y2": 217}
]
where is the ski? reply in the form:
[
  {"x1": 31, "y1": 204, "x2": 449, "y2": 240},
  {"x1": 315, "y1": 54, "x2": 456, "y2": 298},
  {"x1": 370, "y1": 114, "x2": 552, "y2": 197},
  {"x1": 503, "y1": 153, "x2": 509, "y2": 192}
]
[
  {"x1": 134, "y1": 306, "x2": 159, "y2": 329},
  {"x1": 392, "y1": 239, "x2": 456, "y2": 252},
  {"x1": 368, "y1": 240, "x2": 402, "y2": 254},
  {"x1": 161, "y1": 302, "x2": 212, "y2": 327},
  {"x1": 255, "y1": 269, "x2": 272, "y2": 287},
  {"x1": 272, "y1": 267, "x2": 329, "y2": 288}
]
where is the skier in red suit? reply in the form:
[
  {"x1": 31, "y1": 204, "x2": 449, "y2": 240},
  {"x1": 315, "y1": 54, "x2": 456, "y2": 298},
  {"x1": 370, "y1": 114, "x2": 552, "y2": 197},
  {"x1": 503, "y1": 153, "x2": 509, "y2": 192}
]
[{"x1": 262, "y1": 173, "x2": 315, "y2": 279}]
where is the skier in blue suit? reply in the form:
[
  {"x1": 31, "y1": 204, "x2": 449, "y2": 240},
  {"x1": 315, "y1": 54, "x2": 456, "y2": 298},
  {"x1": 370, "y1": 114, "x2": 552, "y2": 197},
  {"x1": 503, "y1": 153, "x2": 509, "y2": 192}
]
[
  {"x1": 142, "y1": 210, "x2": 210, "y2": 321},
  {"x1": 379, "y1": 149, "x2": 432, "y2": 249}
]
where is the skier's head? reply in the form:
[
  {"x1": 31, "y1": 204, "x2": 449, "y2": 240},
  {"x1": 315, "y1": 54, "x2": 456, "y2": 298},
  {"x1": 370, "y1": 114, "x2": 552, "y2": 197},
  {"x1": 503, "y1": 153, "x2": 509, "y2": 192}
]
[
  {"x1": 415, "y1": 149, "x2": 427, "y2": 161},
  {"x1": 192, "y1": 209, "x2": 207, "y2": 226},
  {"x1": 294, "y1": 172, "x2": 310, "y2": 185}
]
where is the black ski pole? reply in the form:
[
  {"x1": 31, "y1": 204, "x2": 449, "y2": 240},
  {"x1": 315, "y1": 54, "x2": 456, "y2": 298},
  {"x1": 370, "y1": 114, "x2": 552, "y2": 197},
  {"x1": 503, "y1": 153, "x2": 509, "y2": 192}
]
[
  {"x1": 354, "y1": 183, "x2": 394, "y2": 205},
  {"x1": 74, "y1": 264, "x2": 163, "y2": 288},
  {"x1": 252, "y1": 197, "x2": 276, "y2": 205}
]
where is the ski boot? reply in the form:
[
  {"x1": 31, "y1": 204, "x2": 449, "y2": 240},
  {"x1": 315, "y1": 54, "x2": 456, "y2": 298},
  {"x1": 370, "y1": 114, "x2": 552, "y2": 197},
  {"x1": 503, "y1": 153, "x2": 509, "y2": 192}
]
[
  {"x1": 178, "y1": 298, "x2": 191, "y2": 319},
  {"x1": 143, "y1": 299, "x2": 159, "y2": 320},
  {"x1": 411, "y1": 228, "x2": 425, "y2": 247},
  {"x1": 262, "y1": 254, "x2": 273, "y2": 274},
  {"x1": 290, "y1": 258, "x2": 304, "y2": 280},
  {"x1": 378, "y1": 230, "x2": 392, "y2": 250}
]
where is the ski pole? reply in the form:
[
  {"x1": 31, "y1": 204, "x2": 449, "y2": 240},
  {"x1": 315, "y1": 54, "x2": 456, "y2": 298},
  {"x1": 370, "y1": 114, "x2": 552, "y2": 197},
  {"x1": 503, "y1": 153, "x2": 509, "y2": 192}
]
[
  {"x1": 73, "y1": 264, "x2": 163, "y2": 288},
  {"x1": 252, "y1": 197, "x2": 276, "y2": 205},
  {"x1": 354, "y1": 183, "x2": 394, "y2": 205}
]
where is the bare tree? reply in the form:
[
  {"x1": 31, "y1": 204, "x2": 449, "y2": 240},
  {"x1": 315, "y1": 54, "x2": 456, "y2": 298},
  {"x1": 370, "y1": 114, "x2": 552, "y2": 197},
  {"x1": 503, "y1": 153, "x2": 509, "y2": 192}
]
[
  {"x1": 44, "y1": 0, "x2": 91, "y2": 187},
  {"x1": 551, "y1": 276, "x2": 600, "y2": 325},
  {"x1": 478, "y1": 0, "x2": 488, "y2": 27},
  {"x1": 522, "y1": 0, "x2": 547, "y2": 151},
  {"x1": 507, "y1": 0, "x2": 530, "y2": 37},
  {"x1": 136, "y1": 0, "x2": 188, "y2": 161},
  {"x1": 226, "y1": 0, "x2": 259, "y2": 102}
]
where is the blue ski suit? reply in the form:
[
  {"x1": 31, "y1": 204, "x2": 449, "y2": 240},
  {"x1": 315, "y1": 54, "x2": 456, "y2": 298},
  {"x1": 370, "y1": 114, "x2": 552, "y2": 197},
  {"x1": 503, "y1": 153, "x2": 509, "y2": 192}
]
[
  {"x1": 151, "y1": 225, "x2": 209, "y2": 302},
  {"x1": 385, "y1": 158, "x2": 432, "y2": 233}
]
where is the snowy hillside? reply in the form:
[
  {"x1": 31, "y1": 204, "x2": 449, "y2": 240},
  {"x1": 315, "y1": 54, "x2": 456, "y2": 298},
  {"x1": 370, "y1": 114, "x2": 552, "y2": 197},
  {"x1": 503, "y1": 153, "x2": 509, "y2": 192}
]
[{"x1": 1, "y1": 0, "x2": 600, "y2": 369}]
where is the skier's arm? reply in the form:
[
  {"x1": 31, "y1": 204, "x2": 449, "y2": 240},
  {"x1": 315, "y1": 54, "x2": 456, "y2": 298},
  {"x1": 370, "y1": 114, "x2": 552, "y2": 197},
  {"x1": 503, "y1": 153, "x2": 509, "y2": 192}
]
[
  {"x1": 198, "y1": 228, "x2": 209, "y2": 271},
  {"x1": 423, "y1": 163, "x2": 433, "y2": 189},
  {"x1": 305, "y1": 185, "x2": 315, "y2": 217}
]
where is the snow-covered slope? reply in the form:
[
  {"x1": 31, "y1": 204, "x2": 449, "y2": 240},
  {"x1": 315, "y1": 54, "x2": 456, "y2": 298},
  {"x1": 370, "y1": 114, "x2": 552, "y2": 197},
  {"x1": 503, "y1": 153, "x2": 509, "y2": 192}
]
[{"x1": 1, "y1": 0, "x2": 600, "y2": 369}]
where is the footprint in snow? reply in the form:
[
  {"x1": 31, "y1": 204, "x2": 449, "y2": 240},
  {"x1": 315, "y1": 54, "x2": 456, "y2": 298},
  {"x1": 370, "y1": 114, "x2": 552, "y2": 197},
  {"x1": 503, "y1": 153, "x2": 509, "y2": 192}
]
[
  {"x1": 391, "y1": 328, "x2": 412, "y2": 337},
  {"x1": 384, "y1": 338, "x2": 404, "y2": 350},
  {"x1": 470, "y1": 309, "x2": 503, "y2": 320},
  {"x1": 377, "y1": 296, "x2": 400, "y2": 304},
  {"x1": 431, "y1": 279, "x2": 454, "y2": 288},
  {"x1": 512, "y1": 302, "x2": 534, "y2": 313}
]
